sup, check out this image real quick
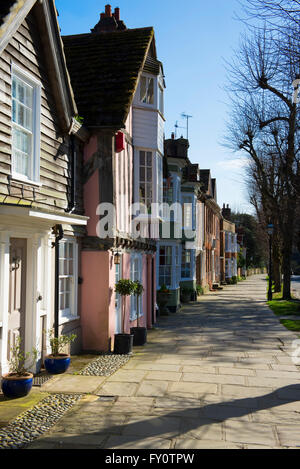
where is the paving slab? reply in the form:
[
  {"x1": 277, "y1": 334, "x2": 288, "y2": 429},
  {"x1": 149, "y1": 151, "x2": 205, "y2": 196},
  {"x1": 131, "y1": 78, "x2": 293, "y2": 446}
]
[
  {"x1": 16, "y1": 275, "x2": 300, "y2": 449},
  {"x1": 41, "y1": 374, "x2": 106, "y2": 394}
]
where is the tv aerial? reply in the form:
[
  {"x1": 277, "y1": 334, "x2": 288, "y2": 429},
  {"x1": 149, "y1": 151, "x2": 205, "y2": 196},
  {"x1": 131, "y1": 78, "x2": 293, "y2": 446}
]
[{"x1": 181, "y1": 112, "x2": 193, "y2": 139}]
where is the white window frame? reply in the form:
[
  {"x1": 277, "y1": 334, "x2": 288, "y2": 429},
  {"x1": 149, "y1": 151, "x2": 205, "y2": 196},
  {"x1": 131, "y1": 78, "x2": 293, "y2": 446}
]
[
  {"x1": 11, "y1": 63, "x2": 41, "y2": 185},
  {"x1": 138, "y1": 149, "x2": 153, "y2": 212},
  {"x1": 130, "y1": 253, "x2": 143, "y2": 321},
  {"x1": 157, "y1": 242, "x2": 182, "y2": 290},
  {"x1": 158, "y1": 245, "x2": 173, "y2": 289},
  {"x1": 134, "y1": 150, "x2": 163, "y2": 217},
  {"x1": 58, "y1": 238, "x2": 79, "y2": 324},
  {"x1": 139, "y1": 73, "x2": 156, "y2": 107},
  {"x1": 158, "y1": 83, "x2": 164, "y2": 116},
  {"x1": 181, "y1": 194, "x2": 196, "y2": 231}
]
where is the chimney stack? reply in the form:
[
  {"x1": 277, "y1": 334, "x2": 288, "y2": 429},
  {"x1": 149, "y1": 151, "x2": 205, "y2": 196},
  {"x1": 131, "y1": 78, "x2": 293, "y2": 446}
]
[
  {"x1": 105, "y1": 4, "x2": 112, "y2": 16},
  {"x1": 222, "y1": 204, "x2": 232, "y2": 221},
  {"x1": 113, "y1": 7, "x2": 120, "y2": 21},
  {"x1": 91, "y1": 4, "x2": 127, "y2": 33}
]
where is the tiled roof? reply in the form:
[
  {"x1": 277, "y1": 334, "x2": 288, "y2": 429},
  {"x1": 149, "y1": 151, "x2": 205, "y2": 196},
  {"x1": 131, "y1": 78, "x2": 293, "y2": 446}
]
[
  {"x1": 62, "y1": 27, "x2": 154, "y2": 128},
  {"x1": 199, "y1": 169, "x2": 210, "y2": 193}
]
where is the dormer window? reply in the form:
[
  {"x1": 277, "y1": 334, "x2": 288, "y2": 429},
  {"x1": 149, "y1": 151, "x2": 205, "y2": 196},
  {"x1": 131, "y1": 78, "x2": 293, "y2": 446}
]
[{"x1": 140, "y1": 76, "x2": 154, "y2": 105}]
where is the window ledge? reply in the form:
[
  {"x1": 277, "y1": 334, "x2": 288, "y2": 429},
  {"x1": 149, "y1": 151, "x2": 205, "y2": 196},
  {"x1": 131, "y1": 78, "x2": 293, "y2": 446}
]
[
  {"x1": 10, "y1": 174, "x2": 42, "y2": 188},
  {"x1": 59, "y1": 315, "x2": 80, "y2": 325},
  {"x1": 130, "y1": 314, "x2": 144, "y2": 322}
]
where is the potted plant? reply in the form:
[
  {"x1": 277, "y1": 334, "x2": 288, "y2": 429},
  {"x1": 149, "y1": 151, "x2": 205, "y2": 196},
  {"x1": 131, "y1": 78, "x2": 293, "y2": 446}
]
[
  {"x1": 44, "y1": 329, "x2": 76, "y2": 375},
  {"x1": 114, "y1": 279, "x2": 135, "y2": 354},
  {"x1": 1, "y1": 337, "x2": 38, "y2": 398},
  {"x1": 180, "y1": 286, "x2": 194, "y2": 303},
  {"x1": 156, "y1": 284, "x2": 171, "y2": 316},
  {"x1": 130, "y1": 280, "x2": 147, "y2": 346}
]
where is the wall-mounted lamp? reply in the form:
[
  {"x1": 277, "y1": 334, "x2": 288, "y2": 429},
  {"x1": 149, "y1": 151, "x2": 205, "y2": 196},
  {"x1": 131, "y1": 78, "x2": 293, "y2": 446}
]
[{"x1": 114, "y1": 251, "x2": 121, "y2": 265}]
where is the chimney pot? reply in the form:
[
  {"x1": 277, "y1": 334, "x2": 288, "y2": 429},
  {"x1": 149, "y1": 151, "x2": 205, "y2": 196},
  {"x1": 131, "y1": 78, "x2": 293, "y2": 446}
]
[
  {"x1": 100, "y1": 12, "x2": 105, "y2": 19},
  {"x1": 114, "y1": 7, "x2": 120, "y2": 21},
  {"x1": 105, "y1": 4, "x2": 112, "y2": 16},
  {"x1": 171, "y1": 132, "x2": 175, "y2": 140}
]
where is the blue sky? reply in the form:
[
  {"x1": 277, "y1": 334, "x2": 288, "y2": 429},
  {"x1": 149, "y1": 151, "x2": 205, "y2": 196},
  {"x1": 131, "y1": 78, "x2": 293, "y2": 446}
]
[{"x1": 56, "y1": 0, "x2": 253, "y2": 214}]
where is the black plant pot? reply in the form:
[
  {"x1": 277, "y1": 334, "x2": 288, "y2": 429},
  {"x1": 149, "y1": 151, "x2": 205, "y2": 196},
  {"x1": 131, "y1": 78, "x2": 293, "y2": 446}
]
[
  {"x1": 114, "y1": 333, "x2": 134, "y2": 355},
  {"x1": 130, "y1": 327, "x2": 147, "y2": 346}
]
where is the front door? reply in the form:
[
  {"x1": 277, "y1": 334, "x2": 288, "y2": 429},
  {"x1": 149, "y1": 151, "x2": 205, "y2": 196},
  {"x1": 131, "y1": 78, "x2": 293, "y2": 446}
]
[
  {"x1": 115, "y1": 258, "x2": 122, "y2": 334},
  {"x1": 7, "y1": 238, "x2": 27, "y2": 361}
]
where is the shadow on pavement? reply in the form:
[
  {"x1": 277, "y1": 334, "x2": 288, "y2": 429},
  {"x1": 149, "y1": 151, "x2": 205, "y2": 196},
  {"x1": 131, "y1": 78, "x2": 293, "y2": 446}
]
[{"x1": 31, "y1": 384, "x2": 300, "y2": 448}]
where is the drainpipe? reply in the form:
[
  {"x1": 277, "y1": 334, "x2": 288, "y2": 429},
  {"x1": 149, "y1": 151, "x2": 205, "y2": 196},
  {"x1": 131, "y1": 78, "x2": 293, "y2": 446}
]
[{"x1": 52, "y1": 224, "x2": 64, "y2": 338}]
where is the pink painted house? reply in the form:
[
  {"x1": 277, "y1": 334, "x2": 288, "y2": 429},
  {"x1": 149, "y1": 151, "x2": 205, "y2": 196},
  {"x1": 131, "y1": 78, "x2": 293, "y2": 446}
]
[{"x1": 63, "y1": 5, "x2": 165, "y2": 351}]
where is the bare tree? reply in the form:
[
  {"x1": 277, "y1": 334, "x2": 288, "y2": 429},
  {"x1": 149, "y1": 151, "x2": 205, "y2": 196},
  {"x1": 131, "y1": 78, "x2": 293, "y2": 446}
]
[
  {"x1": 224, "y1": 25, "x2": 299, "y2": 299},
  {"x1": 246, "y1": 161, "x2": 283, "y2": 291},
  {"x1": 237, "y1": 0, "x2": 300, "y2": 66}
]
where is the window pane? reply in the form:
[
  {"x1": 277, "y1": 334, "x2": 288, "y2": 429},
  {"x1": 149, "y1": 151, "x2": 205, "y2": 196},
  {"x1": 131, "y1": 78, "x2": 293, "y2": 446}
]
[
  {"x1": 140, "y1": 76, "x2": 147, "y2": 103},
  {"x1": 140, "y1": 167, "x2": 145, "y2": 181},
  {"x1": 146, "y1": 152, "x2": 152, "y2": 166},
  {"x1": 140, "y1": 151, "x2": 145, "y2": 165},
  {"x1": 59, "y1": 294, "x2": 64, "y2": 310},
  {"x1": 147, "y1": 78, "x2": 154, "y2": 104},
  {"x1": 65, "y1": 293, "x2": 70, "y2": 309},
  {"x1": 159, "y1": 86, "x2": 164, "y2": 114}
]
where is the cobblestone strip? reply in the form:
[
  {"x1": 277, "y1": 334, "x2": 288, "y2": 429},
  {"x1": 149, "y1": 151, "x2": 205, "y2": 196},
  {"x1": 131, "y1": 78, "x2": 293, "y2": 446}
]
[
  {"x1": 77, "y1": 354, "x2": 131, "y2": 376},
  {"x1": 0, "y1": 393, "x2": 82, "y2": 449}
]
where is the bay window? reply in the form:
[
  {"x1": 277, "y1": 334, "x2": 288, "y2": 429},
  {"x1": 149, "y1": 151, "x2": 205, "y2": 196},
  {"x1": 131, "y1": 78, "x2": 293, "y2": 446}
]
[{"x1": 140, "y1": 76, "x2": 154, "y2": 105}]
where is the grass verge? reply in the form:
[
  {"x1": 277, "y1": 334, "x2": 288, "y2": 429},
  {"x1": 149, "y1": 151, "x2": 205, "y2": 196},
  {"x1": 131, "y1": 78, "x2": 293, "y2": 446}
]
[{"x1": 267, "y1": 288, "x2": 300, "y2": 332}]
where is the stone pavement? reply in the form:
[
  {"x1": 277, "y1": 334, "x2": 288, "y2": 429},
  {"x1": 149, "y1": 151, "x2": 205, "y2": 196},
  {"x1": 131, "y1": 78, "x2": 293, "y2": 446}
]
[{"x1": 26, "y1": 275, "x2": 300, "y2": 449}]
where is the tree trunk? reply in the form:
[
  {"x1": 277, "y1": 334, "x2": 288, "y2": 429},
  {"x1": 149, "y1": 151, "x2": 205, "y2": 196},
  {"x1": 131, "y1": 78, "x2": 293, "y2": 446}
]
[
  {"x1": 273, "y1": 255, "x2": 281, "y2": 293},
  {"x1": 272, "y1": 234, "x2": 282, "y2": 293},
  {"x1": 282, "y1": 229, "x2": 293, "y2": 300}
]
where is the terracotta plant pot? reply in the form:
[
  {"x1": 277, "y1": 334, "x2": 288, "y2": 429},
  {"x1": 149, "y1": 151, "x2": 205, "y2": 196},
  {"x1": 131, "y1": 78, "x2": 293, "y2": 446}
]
[
  {"x1": 44, "y1": 354, "x2": 71, "y2": 374},
  {"x1": 1, "y1": 372, "x2": 33, "y2": 398}
]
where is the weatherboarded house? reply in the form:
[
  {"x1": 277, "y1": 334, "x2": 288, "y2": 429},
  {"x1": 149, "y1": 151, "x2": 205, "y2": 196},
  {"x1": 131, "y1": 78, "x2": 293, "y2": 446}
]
[{"x1": 0, "y1": 0, "x2": 88, "y2": 376}]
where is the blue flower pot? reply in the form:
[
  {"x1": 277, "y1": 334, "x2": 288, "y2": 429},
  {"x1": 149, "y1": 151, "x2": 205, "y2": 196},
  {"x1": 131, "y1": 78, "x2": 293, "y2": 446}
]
[
  {"x1": 44, "y1": 354, "x2": 71, "y2": 374},
  {"x1": 1, "y1": 373, "x2": 33, "y2": 398}
]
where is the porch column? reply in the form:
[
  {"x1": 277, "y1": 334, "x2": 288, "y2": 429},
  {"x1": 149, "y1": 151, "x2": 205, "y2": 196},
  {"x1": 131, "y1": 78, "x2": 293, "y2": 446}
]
[
  {"x1": 0, "y1": 232, "x2": 10, "y2": 375},
  {"x1": 25, "y1": 233, "x2": 43, "y2": 373}
]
